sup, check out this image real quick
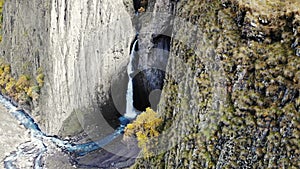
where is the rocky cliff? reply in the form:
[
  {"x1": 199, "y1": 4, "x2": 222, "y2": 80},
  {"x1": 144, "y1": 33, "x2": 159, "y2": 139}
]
[
  {"x1": 1, "y1": 0, "x2": 135, "y2": 136},
  {"x1": 133, "y1": 0, "x2": 300, "y2": 168},
  {"x1": 45, "y1": 0, "x2": 135, "y2": 136}
]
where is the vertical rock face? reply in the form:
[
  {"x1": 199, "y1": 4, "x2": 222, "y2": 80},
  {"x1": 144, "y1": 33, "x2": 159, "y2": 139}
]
[
  {"x1": 133, "y1": 0, "x2": 300, "y2": 168},
  {"x1": 130, "y1": 0, "x2": 173, "y2": 112},
  {"x1": 44, "y1": 0, "x2": 134, "y2": 134},
  {"x1": 1, "y1": 0, "x2": 135, "y2": 135},
  {"x1": 1, "y1": 0, "x2": 50, "y2": 77}
]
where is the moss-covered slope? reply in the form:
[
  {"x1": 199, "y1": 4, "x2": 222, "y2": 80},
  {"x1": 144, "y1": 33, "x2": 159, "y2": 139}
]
[{"x1": 133, "y1": 0, "x2": 300, "y2": 168}]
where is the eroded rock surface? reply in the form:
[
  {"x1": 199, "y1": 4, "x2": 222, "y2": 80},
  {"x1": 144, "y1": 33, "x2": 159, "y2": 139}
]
[{"x1": 133, "y1": 0, "x2": 300, "y2": 168}]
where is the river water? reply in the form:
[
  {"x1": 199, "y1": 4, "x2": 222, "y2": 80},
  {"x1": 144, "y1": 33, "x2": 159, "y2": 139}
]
[
  {"x1": 0, "y1": 93, "x2": 138, "y2": 168},
  {"x1": 0, "y1": 39, "x2": 140, "y2": 169},
  {"x1": 0, "y1": 104, "x2": 31, "y2": 169}
]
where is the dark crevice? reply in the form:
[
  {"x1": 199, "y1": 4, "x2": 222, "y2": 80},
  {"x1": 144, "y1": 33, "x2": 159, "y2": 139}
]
[
  {"x1": 152, "y1": 34, "x2": 171, "y2": 51},
  {"x1": 132, "y1": 68, "x2": 165, "y2": 111},
  {"x1": 133, "y1": 0, "x2": 148, "y2": 13},
  {"x1": 236, "y1": 10, "x2": 246, "y2": 27}
]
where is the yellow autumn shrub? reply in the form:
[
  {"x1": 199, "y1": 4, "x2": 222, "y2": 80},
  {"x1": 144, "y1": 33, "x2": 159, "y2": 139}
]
[
  {"x1": 124, "y1": 107, "x2": 162, "y2": 157},
  {"x1": 5, "y1": 78, "x2": 16, "y2": 95},
  {"x1": 27, "y1": 85, "x2": 40, "y2": 100},
  {"x1": 36, "y1": 73, "x2": 44, "y2": 87},
  {"x1": 15, "y1": 75, "x2": 31, "y2": 93},
  {"x1": 0, "y1": 58, "x2": 44, "y2": 104},
  {"x1": 3, "y1": 64, "x2": 10, "y2": 74}
]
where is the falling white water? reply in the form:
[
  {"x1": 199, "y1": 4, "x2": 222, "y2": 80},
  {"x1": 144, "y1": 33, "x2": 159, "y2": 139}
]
[{"x1": 124, "y1": 40, "x2": 139, "y2": 119}]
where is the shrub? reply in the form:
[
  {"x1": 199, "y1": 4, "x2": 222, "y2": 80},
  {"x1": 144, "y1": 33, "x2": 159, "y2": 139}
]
[
  {"x1": 3, "y1": 64, "x2": 10, "y2": 74},
  {"x1": 16, "y1": 91, "x2": 31, "y2": 103},
  {"x1": 124, "y1": 107, "x2": 162, "y2": 157},
  {"x1": 0, "y1": 67, "x2": 3, "y2": 76},
  {"x1": 36, "y1": 73, "x2": 44, "y2": 87},
  {"x1": 15, "y1": 75, "x2": 31, "y2": 93},
  {"x1": 5, "y1": 78, "x2": 16, "y2": 95},
  {"x1": 0, "y1": 60, "x2": 44, "y2": 104},
  {"x1": 0, "y1": 74, "x2": 10, "y2": 87},
  {"x1": 27, "y1": 85, "x2": 40, "y2": 100}
]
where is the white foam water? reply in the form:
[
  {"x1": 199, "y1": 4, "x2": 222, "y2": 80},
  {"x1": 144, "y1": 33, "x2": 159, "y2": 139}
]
[{"x1": 124, "y1": 39, "x2": 140, "y2": 119}]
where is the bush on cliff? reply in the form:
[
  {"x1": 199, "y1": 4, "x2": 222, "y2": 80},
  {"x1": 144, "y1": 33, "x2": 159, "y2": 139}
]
[{"x1": 124, "y1": 107, "x2": 162, "y2": 157}]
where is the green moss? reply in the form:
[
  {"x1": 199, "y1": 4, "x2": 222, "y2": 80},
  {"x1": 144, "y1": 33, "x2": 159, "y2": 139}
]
[{"x1": 133, "y1": 0, "x2": 299, "y2": 168}]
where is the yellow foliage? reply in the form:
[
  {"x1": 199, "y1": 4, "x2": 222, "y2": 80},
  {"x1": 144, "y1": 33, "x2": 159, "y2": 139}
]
[
  {"x1": 0, "y1": 74, "x2": 9, "y2": 87},
  {"x1": 1, "y1": 88, "x2": 5, "y2": 94},
  {"x1": 27, "y1": 85, "x2": 40, "y2": 100},
  {"x1": 0, "y1": 0, "x2": 4, "y2": 7},
  {"x1": 16, "y1": 92, "x2": 30, "y2": 103},
  {"x1": 138, "y1": 7, "x2": 145, "y2": 13},
  {"x1": 124, "y1": 107, "x2": 162, "y2": 157},
  {"x1": 0, "y1": 59, "x2": 44, "y2": 105},
  {"x1": 36, "y1": 73, "x2": 44, "y2": 87},
  {"x1": 5, "y1": 78, "x2": 16, "y2": 95},
  {"x1": 0, "y1": 63, "x2": 10, "y2": 76},
  {"x1": 126, "y1": 123, "x2": 135, "y2": 130},
  {"x1": 15, "y1": 75, "x2": 31, "y2": 93},
  {"x1": 3, "y1": 64, "x2": 10, "y2": 74}
]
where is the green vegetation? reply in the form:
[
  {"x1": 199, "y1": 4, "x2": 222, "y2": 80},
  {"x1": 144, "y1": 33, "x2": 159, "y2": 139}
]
[
  {"x1": 133, "y1": 0, "x2": 300, "y2": 168},
  {"x1": 0, "y1": 60, "x2": 44, "y2": 103},
  {"x1": 124, "y1": 108, "x2": 162, "y2": 158}
]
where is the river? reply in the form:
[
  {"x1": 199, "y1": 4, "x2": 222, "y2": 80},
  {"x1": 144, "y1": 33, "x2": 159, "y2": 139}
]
[{"x1": 0, "y1": 38, "x2": 140, "y2": 169}]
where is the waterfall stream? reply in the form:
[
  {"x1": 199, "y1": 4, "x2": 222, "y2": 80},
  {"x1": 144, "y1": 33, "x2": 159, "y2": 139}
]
[
  {"x1": 125, "y1": 39, "x2": 140, "y2": 119},
  {"x1": 0, "y1": 40, "x2": 138, "y2": 168},
  {"x1": 0, "y1": 0, "x2": 171, "y2": 168}
]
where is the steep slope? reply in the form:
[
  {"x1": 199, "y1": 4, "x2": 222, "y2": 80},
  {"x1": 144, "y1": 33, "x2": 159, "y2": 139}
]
[
  {"x1": 44, "y1": 0, "x2": 134, "y2": 135},
  {"x1": 133, "y1": 0, "x2": 300, "y2": 168},
  {"x1": 0, "y1": 0, "x2": 135, "y2": 136}
]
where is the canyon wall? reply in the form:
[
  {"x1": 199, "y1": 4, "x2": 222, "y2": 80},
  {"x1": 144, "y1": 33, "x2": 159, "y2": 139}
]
[
  {"x1": 44, "y1": 0, "x2": 134, "y2": 135},
  {"x1": 0, "y1": 0, "x2": 135, "y2": 136},
  {"x1": 1, "y1": 0, "x2": 299, "y2": 168},
  {"x1": 133, "y1": 0, "x2": 300, "y2": 168}
]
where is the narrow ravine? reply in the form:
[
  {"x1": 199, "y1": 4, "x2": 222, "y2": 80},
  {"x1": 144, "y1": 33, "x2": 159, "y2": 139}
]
[
  {"x1": 1, "y1": 37, "x2": 140, "y2": 169},
  {"x1": 1, "y1": 1, "x2": 171, "y2": 168},
  {"x1": 0, "y1": 40, "x2": 137, "y2": 168}
]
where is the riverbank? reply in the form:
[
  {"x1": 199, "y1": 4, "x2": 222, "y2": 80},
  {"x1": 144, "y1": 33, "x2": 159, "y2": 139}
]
[
  {"x1": 0, "y1": 104, "x2": 30, "y2": 168},
  {"x1": 0, "y1": 92, "x2": 140, "y2": 168}
]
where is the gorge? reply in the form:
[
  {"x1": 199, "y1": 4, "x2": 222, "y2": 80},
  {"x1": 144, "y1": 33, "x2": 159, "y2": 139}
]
[{"x1": 0, "y1": 0, "x2": 300, "y2": 169}]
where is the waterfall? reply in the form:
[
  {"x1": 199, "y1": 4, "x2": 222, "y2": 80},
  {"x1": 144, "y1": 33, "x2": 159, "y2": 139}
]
[
  {"x1": 0, "y1": 39, "x2": 142, "y2": 167},
  {"x1": 124, "y1": 39, "x2": 139, "y2": 119}
]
